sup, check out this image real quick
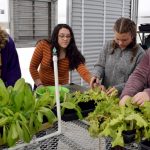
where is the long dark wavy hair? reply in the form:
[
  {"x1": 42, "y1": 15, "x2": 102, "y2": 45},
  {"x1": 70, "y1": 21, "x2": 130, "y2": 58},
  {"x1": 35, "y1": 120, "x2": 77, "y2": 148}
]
[
  {"x1": 111, "y1": 17, "x2": 138, "y2": 62},
  {"x1": 41, "y1": 24, "x2": 85, "y2": 70}
]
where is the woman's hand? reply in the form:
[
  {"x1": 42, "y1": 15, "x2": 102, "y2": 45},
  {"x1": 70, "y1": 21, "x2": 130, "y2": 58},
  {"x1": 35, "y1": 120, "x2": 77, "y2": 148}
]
[
  {"x1": 98, "y1": 85, "x2": 106, "y2": 91},
  {"x1": 106, "y1": 87, "x2": 118, "y2": 96},
  {"x1": 35, "y1": 79, "x2": 43, "y2": 87},
  {"x1": 90, "y1": 76, "x2": 100, "y2": 88},
  {"x1": 119, "y1": 95, "x2": 131, "y2": 106},
  {"x1": 132, "y1": 91, "x2": 150, "y2": 106}
]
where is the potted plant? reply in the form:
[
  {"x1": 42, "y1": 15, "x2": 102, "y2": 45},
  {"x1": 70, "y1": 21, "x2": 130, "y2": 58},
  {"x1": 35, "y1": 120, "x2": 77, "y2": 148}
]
[
  {"x1": 60, "y1": 89, "x2": 99, "y2": 121},
  {"x1": 86, "y1": 91, "x2": 149, "y2": 148},
  {"x1": 138, "y1": 101, "x2": 150, "y2": 150},
  {"x1": 36, "y1": 86, "x2": 69, "y2": 103},
  {"x1": 0, "y1": 78, "x2": 57, "y2": 147}
]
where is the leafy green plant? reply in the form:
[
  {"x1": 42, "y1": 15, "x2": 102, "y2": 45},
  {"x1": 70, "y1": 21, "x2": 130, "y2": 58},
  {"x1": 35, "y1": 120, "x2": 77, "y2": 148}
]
[
  {"x1": 0, "y1": 78, "x2": 57, "y2": 147},
  {"x1": 86, "y1": 91, "x2": 150, "y2": 148},
  {"x1": 60, "y1": 87, "x2": 117, "y2": 120},
  {"x1": 36, "y1": 86, "x2": 69, "y2": 103},
  {"x1": 139, "y1": 101, "x2": 150, "y2": 141}
]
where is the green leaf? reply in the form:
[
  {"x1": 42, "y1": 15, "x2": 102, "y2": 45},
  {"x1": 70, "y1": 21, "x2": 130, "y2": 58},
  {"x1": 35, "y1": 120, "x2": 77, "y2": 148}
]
[
  {"x1": 3, "y1": 107, "x2": 14, "y2": 116},
  {"x1": 0, "y1": 117, "x2": 9, "y2": 126},
  {"x1": 0, "y1": 79, "x2": 9, "y2": 106},
  {"x1": 100, "y1": 125, "x2": 113, "y2": 137},
  {"x1": 7, "y1": 125, "x2": 16, "y2": 147},
  {"x1": 2, "y1": 125, "x2": 7, "y2": 143},
  {"x1": 13, "y1": 78, "x2": 25, "y2": 92},
  {"x1": 75, "y1": 105, "x2": 83, "y2": 120},
  {"x1": 39, "y1": 107, "x2": 57, "y2": 124},
  {"x1": 36, "y1": 92, "x2": 51, "y2": 108},
  {"x1": 19, "y1": 113, "x2": 28, "y2": 123},
  {"x1": 13, "y1": 91, "x2": 24, "y2": 111},
  {"x1": 23, "y1": 84, "x2": 35, "y2": 111},
  {"x1": 109, "y1": 114, "x2": 124, "y2": 126},
  {"x1": 125, "y1": 114, "x2": 148, "y2": 128},
  {"x1": 16, "y1": 120, "x2": 24, "y2": 140},
  {"x1": 112, "y1": 128, "x2": 124, "y2": 147},
  {"x1": 13, "y1": 79, "x2": 26, "y2": 111},
  {"x1": 88, "y1": 120, "x2": 100, "y2": 137},
  {"x1": 11, "y1": 123, "x2": 18, "y2": 140},
  {"x1": 21, "y1": 122, "x2": 32, "y2": 143},
  {"x1": 61, "y1": 102, "x2": 76, "y2": 109},
  {"x1": 141, "y1": 102, "x2": 150, "y2": 119},
  {"x1": 37, "y1": 111, "x2": 43, "y2": 123},
  {"x1": 33, "y1": 117, "x2": 42, "y2": 131}
]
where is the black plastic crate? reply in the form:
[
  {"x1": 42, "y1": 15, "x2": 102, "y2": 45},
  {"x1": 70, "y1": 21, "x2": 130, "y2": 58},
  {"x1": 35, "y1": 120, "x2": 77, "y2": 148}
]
[{"x1": 139, "y1": 24, "x2": 150, "y2": 31}]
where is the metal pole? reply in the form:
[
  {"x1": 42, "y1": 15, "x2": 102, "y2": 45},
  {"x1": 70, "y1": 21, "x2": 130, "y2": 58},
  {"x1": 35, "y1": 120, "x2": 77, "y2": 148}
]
[{"x1": 53, "y1": 47, "x2": 62, "y2": 133}]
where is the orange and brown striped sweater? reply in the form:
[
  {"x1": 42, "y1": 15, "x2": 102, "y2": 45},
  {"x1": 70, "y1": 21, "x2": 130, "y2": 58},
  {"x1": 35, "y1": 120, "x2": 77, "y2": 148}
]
[{"x1": 29, "y1": 40, "x2": 92, "y2": 86}]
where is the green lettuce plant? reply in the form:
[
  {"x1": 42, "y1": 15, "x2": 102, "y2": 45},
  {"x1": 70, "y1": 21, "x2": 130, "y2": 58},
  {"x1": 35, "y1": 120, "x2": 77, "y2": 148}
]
[
  {"x1": 0, "y1": 78, "x2": 57, "y2": 147},
  {"x1": 86, "y1": 91, "x2": 150, "y2": 148}
]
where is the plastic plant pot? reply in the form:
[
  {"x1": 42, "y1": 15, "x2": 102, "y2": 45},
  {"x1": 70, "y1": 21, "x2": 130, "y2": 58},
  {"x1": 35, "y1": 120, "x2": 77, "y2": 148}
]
[
  {"x1": 36, "y1": 86, "x2": 69, "y2": 102},
  {"x1": 111, "y1": 145, "x2": 126, "y2": 150},
  {"x1": 61, "y1": 100, "x2": 96, "y2": 121},
  {"x1": 122, "y1": 129, "x2": 136, "y2": 144},
  {"x1": 139, "y1": 139, "x2": 150, "y2": 150}
]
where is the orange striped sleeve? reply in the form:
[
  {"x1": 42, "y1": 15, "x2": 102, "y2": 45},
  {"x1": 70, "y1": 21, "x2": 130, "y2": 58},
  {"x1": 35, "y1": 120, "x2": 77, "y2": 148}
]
[
  {"x1": 76, "y1": 63, "x2": 92, "y2": 84},
  {"x1": 29, "y1": 41, "x2": 44, "y2": 80}
]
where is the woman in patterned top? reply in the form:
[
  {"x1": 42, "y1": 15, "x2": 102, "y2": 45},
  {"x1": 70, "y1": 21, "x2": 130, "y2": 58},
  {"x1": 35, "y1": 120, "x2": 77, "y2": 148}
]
[
  {"x1": 30, "y1": 24, "x2": 92, "y2": 88},
  {"x1": 90, "y1": 17, "x2": 145, "y2": 96}
]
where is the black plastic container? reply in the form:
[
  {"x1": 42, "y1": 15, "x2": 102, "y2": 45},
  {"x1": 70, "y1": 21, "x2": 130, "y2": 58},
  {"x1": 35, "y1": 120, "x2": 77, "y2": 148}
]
[
  {"x1": 139, "y1": 24, "x2": 150, "y2": 32},
  {"x1": 64, "y1": 83, "x2": 88, "y2": 93},
  {"x1": 50, "y1": 83, "x2": 95, "y2": 121},
  {"x1": 61, "y1": 100, "x2": 96, "y2": 121},
  {"x1": 139, "y1": 139, "x2": 150, "y2": 150},
  {"x1": 111, "y1": 145, "x2": 126, "y2": 150},
  {"x1": 122, "y1": 129, "x2": 136, "y2": 144}
]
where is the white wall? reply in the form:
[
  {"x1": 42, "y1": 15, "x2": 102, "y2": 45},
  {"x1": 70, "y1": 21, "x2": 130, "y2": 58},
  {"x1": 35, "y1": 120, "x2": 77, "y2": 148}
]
[
  {"x1": 0, "y1": 0, "x2": 8, "y2": 22},
  {"x1": 16, "y1": 48, "x2": 34, "y2": 87},
  {"x1": 0, "y1": 0, "x2": 9, "y2": 31},
  {"x1": 58, "y1": 0, "x2": 67, "y2": 23},
  {"x1": 138, "y1": 0, "x2": 150, "y2": 24}
]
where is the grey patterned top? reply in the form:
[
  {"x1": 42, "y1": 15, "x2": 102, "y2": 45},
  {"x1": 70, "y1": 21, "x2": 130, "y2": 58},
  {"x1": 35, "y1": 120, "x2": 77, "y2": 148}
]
[{"x1": 93, "y1": 40, "x2": 145, "y2": 95}]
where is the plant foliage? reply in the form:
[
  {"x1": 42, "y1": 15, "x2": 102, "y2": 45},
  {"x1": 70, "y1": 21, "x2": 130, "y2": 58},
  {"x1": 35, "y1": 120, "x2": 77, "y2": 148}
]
[
  {"x1": 0, "y1": 78, "x2": 57, "y2": 147},
  {"x1": 86, "y1": 89, "x2": 150, "y2": 147}
]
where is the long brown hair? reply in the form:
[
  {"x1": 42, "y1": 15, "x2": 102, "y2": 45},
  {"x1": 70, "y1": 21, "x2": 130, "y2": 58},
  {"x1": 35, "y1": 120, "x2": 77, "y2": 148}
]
[
  {"x1": 37, "y1": 24, "x2": 85, "y2": 70},
  {"x1": 111, "y1": 17, "x2": 138, "y2": 62},
  {"x1": 0, "y1": 26, "x2": 9, "y2": 49}
]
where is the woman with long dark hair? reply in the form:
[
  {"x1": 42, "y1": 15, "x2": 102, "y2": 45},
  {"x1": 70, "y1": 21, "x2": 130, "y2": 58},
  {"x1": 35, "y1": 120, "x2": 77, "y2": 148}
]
[
  {"x1": 30, "y1": 24, "x2": 91, "y2": 88},
  {"x1": 90, "y1": 17, "x2": 145, "y2": 95}
]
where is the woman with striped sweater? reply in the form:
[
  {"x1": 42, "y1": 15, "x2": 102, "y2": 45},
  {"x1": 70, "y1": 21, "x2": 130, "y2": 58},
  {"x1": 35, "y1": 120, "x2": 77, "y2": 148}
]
[{"x1": 29, "y1": 24, "x2": 92, "y2": 88}]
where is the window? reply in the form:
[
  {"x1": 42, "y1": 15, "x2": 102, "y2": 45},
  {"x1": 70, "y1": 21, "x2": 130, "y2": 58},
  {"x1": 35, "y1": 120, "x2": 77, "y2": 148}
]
[{"x1": 9, "y1": 0, "x2": 57, "y2": 48}]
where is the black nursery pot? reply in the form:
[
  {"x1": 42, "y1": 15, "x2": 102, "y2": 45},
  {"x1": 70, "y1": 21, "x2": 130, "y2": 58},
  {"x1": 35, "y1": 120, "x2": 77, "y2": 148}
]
[
  {"x1": 122, "y1": 129, "x2": 136, "y2": 144},
  {"x1": 0, "y1": 127, "x2": 3, "y2": 134},
  {"x1": 139, "y1": 139, "x2": 150, "y2": 150},
  {"x1": 111, "y1": 145, "x2": 126, "y2": 150},
  {"x1": 61, "y1": 100, "x2": 96, "y2": 121},
  {"x1": 78, "y1": 100, "x2": 95, "y2": 117}
]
